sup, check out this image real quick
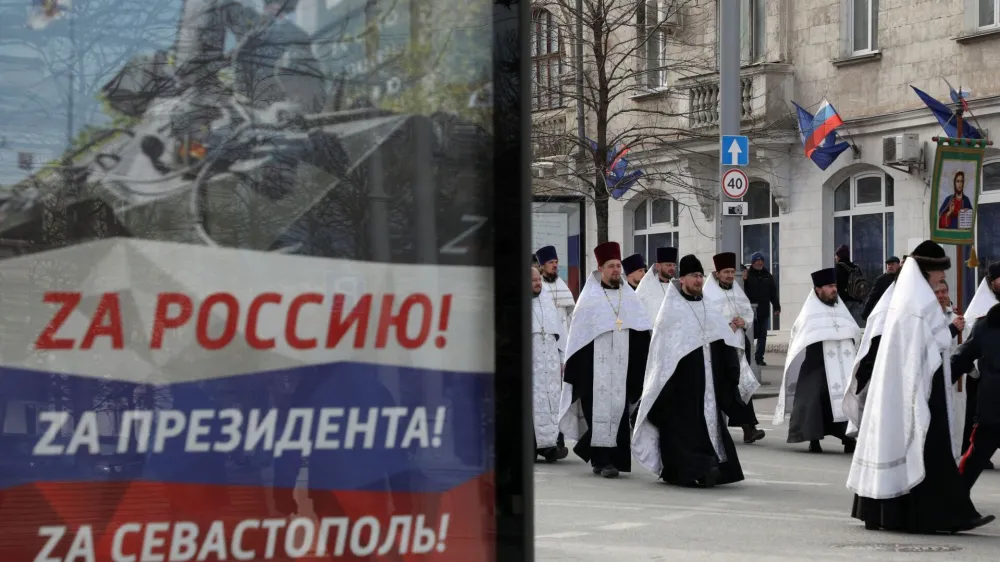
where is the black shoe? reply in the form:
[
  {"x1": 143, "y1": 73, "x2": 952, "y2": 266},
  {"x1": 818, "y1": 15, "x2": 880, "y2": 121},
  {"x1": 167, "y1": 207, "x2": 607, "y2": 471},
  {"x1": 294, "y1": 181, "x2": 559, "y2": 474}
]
[
  {"x1": 556, "y1": 446, "x2": 569, "y2": 460},
  {"x1": 601, "y1": 466, "x2": 619, "y2": 478},
  {"x1": 743, "y1": 426, "x2": 765, "y2": 444},
  {"x1": 592, "y1": 465, "x2": 602, "y2": 475},
  {"x1": 756, "y1": 359, "x2": 767, "y2": 366},
  {"x1": 843, "y1": 439, "x2": 856, "y2": 454},
  {"x1": 808, "y1": 441, "x2": 823, "y2": 453},
  {"x1": 542, "y1": 448, "x2": 559, "y2": 463},
  {"x1": 987, "y1": 460, "x2": 995, "y2": 470},
  {"x1": 864, "y1": 520, "x2": 879, "y2": 531},
  {"x1": 696, "y1": 467, "x2": 721, "y2": 488},
  {"x1": 949, "y1": 514, "x2": 995, "y2": 534}
]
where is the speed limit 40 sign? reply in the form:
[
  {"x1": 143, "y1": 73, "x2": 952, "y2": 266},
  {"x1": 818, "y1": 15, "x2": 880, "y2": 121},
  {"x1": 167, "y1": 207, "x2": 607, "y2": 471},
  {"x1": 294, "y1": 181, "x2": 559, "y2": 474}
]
[{"x1": 722, "y1": 169, "x2": 749, "y2": 199}]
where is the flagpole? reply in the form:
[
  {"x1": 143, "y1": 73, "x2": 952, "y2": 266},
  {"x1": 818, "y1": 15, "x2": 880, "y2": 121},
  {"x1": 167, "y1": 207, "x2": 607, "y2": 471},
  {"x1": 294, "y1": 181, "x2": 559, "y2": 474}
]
[{"x1": 67, "y1": 1, "x2": 75, "y2": 146}]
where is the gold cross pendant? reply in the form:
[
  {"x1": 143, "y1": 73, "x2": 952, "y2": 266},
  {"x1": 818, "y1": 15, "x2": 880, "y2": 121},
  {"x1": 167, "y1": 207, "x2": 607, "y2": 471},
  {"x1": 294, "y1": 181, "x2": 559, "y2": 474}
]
[{"x1": 615, "y1": 317, "x2": 623, "y2": 331}]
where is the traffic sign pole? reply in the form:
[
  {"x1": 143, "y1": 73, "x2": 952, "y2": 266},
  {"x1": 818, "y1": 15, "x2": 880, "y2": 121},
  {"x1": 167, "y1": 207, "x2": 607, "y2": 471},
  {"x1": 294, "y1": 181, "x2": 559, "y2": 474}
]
[{"x1": 718, "y1": 0, "x2": 742, "y2": 263}]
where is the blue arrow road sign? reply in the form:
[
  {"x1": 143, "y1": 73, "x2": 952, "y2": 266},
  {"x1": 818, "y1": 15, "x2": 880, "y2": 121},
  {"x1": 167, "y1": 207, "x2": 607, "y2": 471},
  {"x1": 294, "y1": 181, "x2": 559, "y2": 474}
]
[{"x1": 721, "y1": 135, "x2": 749, "y2": 166}]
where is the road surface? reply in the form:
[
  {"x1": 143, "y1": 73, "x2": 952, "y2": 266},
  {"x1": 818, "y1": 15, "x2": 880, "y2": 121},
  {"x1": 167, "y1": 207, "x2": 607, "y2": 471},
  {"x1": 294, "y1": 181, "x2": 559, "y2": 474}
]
[{"x1": 534, "y1": 395, "x2": 1000, "y2": 561}]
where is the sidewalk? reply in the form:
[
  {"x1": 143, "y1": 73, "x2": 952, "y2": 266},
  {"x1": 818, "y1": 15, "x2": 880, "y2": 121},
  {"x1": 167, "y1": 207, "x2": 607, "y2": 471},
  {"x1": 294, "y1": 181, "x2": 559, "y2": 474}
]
[{"x1": 754, "y1": 351, "x2": 786, "y2": 399}]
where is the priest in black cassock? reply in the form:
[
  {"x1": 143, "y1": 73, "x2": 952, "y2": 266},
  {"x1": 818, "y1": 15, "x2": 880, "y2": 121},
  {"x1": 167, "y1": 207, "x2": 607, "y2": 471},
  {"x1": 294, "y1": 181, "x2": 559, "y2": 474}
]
[
  {"x1": 558, "y1": 242, "x2": 653, "y2": 478},
  {"x1": 631, "y1": 254, "x2": 750, "y2": 488},
  {"x1": 773, "y1": 268, "x2": 859, "y2": 454},
  {"x1": 848, "y1": 240, "x2": 994, "y2": 534}
]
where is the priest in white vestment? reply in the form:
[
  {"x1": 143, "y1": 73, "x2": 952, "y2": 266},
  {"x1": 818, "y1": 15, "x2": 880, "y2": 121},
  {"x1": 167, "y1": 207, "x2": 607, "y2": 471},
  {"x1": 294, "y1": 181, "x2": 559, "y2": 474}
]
[
  {"x1": 632, "y1": 255, "x2": 750, "y2": 488},
  {"x1": 773, "y1": 268, "x2": 859, "y2": 454},
  {"x1": 958, "y1": 263, "x2": 1000, "y2": 458},
  {"x1": 623, "y1": 253, "x2": 646, "y2": 290},
  {"x1": 635, "y1": 246, "x2": 677, "y2": 321},
  {"x1": 848, "y1": 240, "x2": 994, "y2": 534},
  {"x1": 536, "y1": 245, "x2": 576, "y2": 333},
  {"x1": 704, "y1": 252, "x2": 765, "y2": 444},
  {"x1": 558, "y1": 242, "x2": 652, "y2": 478},
  {"x1": 844, "y1": 278, "x2": 896, "y2": 439},
  {"x1": 532, "y1": 266, "x2": 568, "y2": 462}
]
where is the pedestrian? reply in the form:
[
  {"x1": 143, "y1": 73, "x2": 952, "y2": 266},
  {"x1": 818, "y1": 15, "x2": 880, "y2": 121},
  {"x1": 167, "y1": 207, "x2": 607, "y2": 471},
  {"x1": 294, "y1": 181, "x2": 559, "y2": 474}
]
[
  {"x1": 956, "y1": 262, "x2": 1000, "y2": 467},
  {"x1": 558, "y1": 242, "x2": 652, "y2": 478},
  {"x1": 833, "y1": 245, "x2": 869, "y2": 327},
  {"x1": 536, "y1": 245, "x2": 577, "y2": 333},
  {"x1": 953, "y1": 303, "x2": 1000, "y2": 489},
  {"x1": 704, "y1": 251, "x2": 765, "y2": 444},
  {"x1": 848, "y1": 240, "x2": 994, "y2": 534},
  {"x1": 773, "y1": 268, "x2": 858, "y2": 453},
  {"x1": 631, "y1": 255, "x2": 750, "y2": 488},
  {"x1": 860, "y1": 256, "x2": 900, "y2": 321},
  {"x1": 622, "y1": 253, "x2": 646, "y2": 290},
  {"x1": 531, "y1": 266, "x2": 568, "y2": 463},
  {"x1": 742, "y1": 252, "x2": 780, "y2": 366},
  {"x1": 635, "y1": 247, "x2": 677, "y2": 321}
]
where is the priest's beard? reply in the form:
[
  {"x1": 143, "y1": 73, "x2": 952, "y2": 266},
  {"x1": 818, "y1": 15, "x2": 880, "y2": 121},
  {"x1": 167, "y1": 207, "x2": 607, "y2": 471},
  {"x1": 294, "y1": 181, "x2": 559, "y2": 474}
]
[
  {"x1": 532, "y1": 288, "x2": 541, "y2": 298},
  {"x1": 658, "y1": 273, "x2": 672, "y2": 284},
  {"x1": 719, "y1": 280, "x2": 733, "y2": 290},
  {"x1": 542, "y1": 271, "x2": 558, "y2": 283},
  {"x1": 603, "y1": 278, "x2": 621, "y2": 289},
  {"x1": 818, "y1": 293, "x2": 838, "y2": 306}
]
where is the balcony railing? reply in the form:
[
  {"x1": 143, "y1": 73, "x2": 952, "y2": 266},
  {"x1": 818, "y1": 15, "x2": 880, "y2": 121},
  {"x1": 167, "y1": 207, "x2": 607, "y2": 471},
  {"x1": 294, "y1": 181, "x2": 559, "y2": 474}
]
[
  {"x1": 532, "y1": 114, "x2": 569, "y2": 159},
  {"x1": 679, "y1": 64, "x2": 794, "y2": 130}
]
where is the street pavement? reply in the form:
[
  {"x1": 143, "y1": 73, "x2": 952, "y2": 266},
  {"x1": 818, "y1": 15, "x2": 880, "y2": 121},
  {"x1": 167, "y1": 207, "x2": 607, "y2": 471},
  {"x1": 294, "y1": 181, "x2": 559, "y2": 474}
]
[{"x1": 534, "y1": 394, "x2": 1000, "y2": 561}]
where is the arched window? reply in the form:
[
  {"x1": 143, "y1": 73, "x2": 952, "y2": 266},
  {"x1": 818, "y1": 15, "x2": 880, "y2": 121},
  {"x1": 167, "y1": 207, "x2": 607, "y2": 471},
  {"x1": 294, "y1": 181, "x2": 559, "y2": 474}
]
[
  {"x1": 974, "y1": 160, "x2": 1000, "y2": 285},
  {"x1": 531, "y1": 9, "x2": 563, "y2": 110},
  {"x1": 741, "y1": 181, "x2": 780, "y2": 329},
  {"x1": 832, "y1": 172, "x2": 895, "y2": 285},
  {"x1": 631, "y1": 197, "x2": 679, "y2": 264}
]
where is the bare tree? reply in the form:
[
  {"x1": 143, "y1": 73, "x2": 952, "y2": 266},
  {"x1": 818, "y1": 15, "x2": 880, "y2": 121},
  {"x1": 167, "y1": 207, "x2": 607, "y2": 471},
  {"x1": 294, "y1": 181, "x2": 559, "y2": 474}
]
[{"x1": 530, "y1": 0, "x2": 793, "y2": 243}]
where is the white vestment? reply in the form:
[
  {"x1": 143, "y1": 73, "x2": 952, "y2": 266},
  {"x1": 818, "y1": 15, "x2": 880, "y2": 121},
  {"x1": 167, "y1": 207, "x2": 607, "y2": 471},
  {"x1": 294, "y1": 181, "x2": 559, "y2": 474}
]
[
  {"x1": 532, "y1": 294, "x2": 566, "y2": 448},
  {"x1": 847, "y1": 259, "x2": 957, "y2": 500},
  {"x1": 631, "y1": 280, "x2": 742, "y2": 475},
  {"x1": 635, "y1": 268, "x2": 669, "y2": 322},
  {"x1": 558, "y1": 272, "x2": 652, "y2": 448},
  {"x1": 773, "y1": 289, "x2": 860, "y2": 426},
  {"x1": 844, "y1": 282, "x2": 895, "y2": 438},
  {"x1": 704, "y1": 277, "x2": 760, "y2": 403},
  {"x1": 963, "y1": 278, "x2": 998, "y2": 340},
  {"x1": 542, "y1": 276, "x2": 576, "y2": 334}
]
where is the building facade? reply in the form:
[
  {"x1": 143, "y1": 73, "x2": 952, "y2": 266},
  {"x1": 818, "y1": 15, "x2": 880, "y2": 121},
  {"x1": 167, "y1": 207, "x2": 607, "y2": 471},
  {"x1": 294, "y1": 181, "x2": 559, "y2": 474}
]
[{"x1": 531, "y1": 0, "x2": 1000, "y2": 348}]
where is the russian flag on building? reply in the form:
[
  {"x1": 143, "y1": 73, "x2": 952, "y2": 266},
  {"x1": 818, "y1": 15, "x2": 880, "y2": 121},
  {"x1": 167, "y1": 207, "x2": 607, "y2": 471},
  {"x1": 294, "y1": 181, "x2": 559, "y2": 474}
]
[{"x1": 802, "y1": 99, "x2": 845, "y2": 158}]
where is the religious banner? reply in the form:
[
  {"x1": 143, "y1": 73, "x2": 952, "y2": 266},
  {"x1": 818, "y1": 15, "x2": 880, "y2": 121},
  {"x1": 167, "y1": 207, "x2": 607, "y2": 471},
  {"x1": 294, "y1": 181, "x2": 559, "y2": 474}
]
[{"x1": 929, "y1": 137, "x2": 987, "y2": 245}]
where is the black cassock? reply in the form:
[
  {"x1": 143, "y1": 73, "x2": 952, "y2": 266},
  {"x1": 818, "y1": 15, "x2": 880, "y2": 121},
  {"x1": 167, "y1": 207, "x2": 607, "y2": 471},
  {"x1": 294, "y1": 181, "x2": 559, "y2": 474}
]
[
  {"x1": 646, "y1": 338, "x2": 749, "y2": 486},
  {"x1": 852, "y1": 366, "x2": 983, "y2": 533},
  {"x1": 564, "y1": 329, "x2": 651, "y2": 472},
  {"x1": 787, "y1": 342, "x2": 848, "y2": 444}
]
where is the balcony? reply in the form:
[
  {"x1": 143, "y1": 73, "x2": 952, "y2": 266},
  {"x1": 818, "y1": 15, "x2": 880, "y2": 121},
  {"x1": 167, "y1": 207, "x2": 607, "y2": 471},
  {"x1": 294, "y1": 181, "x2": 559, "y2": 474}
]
[
  {"x1": 532, "y1": 114, "x2": 569, "y2": 159},
  {"x1": 677, "y1": 63, "x2": 794, "y2": 130}
]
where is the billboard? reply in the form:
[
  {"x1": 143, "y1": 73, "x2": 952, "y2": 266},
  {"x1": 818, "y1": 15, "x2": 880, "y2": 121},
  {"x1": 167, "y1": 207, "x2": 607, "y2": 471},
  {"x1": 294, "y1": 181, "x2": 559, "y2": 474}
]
[{"x1": 0, "y1": 0, "x2": 514, "y2": 559}]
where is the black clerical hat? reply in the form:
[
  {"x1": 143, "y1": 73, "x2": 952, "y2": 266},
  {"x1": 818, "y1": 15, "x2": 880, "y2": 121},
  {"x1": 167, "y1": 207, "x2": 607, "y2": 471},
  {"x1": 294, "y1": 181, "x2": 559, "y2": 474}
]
[
  {"x1": 678, "y1": 254, "x2": 704, "y2": 277},
  {"x1": 910, "y1": 240, "x2": 951, "y2": 272},
  {"x1": 811, "y1": 268, "x2": 837, "y2": 288},
  {"x1": 885, "y1": 256, "x2": 900, "y2": 264},
  {"x1": 536, "y1": 245, "x2": 558, "y2": 264},
  {"x1": 622, "y1": 253, "x2": 645, "y2": 276},
  {"x1": 656, "y1": 247, "x2": 678, "y2": 264},
  {"x1": 989, "y1": 262, "x2": 1000, "y2": 281},
  {"x1": 713, "y1": 252, "x2": 737, "y2": 271}
]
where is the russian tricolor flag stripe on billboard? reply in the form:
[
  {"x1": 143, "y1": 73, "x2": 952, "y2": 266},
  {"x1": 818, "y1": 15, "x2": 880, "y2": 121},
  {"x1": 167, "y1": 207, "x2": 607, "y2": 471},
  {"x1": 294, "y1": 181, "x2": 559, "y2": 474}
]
[
  {"x1": 0, "y1": 239, "x2": 495, "y2": 561},
  {"x1": 803, "y1": 99, "x2": 844, "y2": 158}
]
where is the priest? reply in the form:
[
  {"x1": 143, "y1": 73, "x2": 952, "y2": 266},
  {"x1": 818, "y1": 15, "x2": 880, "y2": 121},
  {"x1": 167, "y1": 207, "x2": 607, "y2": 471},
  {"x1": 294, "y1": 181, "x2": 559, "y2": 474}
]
[
  {"x1": 844, "y1": 275, "x2": 896, "y2": 439},
  {"x1": 532, "y1": 265, "x2": 568, "y2": 462},
  {"x1": 705, "y1": 252, "x2": 765, "y2": 444},
  {"x1": 958, "y1": 263, "x2": 1000, "y2": 459},
  {"x1": 623, "y1": 253, "x2": 646, "y2": 290},
  {"x1": 632, "y1": 254, "x2": 750, "y2": 488},
  {"x1": 773, "y1": 268, "x2": 859, "y2": 454},
  {"x1": 636, "y1": 246, "x2": 677, "y2": 320},
  {"x1": 536, "y1": 245, "x2": 576, "y2": 332},
  {"x1": 559, "y1": 242, "x2": 653, "y2": 478},
  {"x1": 848, "y1": 240, "x2": 994, "y2": 534}
]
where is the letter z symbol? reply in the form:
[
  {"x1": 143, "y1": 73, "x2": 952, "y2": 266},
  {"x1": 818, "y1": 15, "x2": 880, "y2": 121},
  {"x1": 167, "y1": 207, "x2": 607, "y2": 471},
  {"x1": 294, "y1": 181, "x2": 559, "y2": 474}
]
[{"x1": 439, "y1": 215, "x2": 487, "y2": 255}]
